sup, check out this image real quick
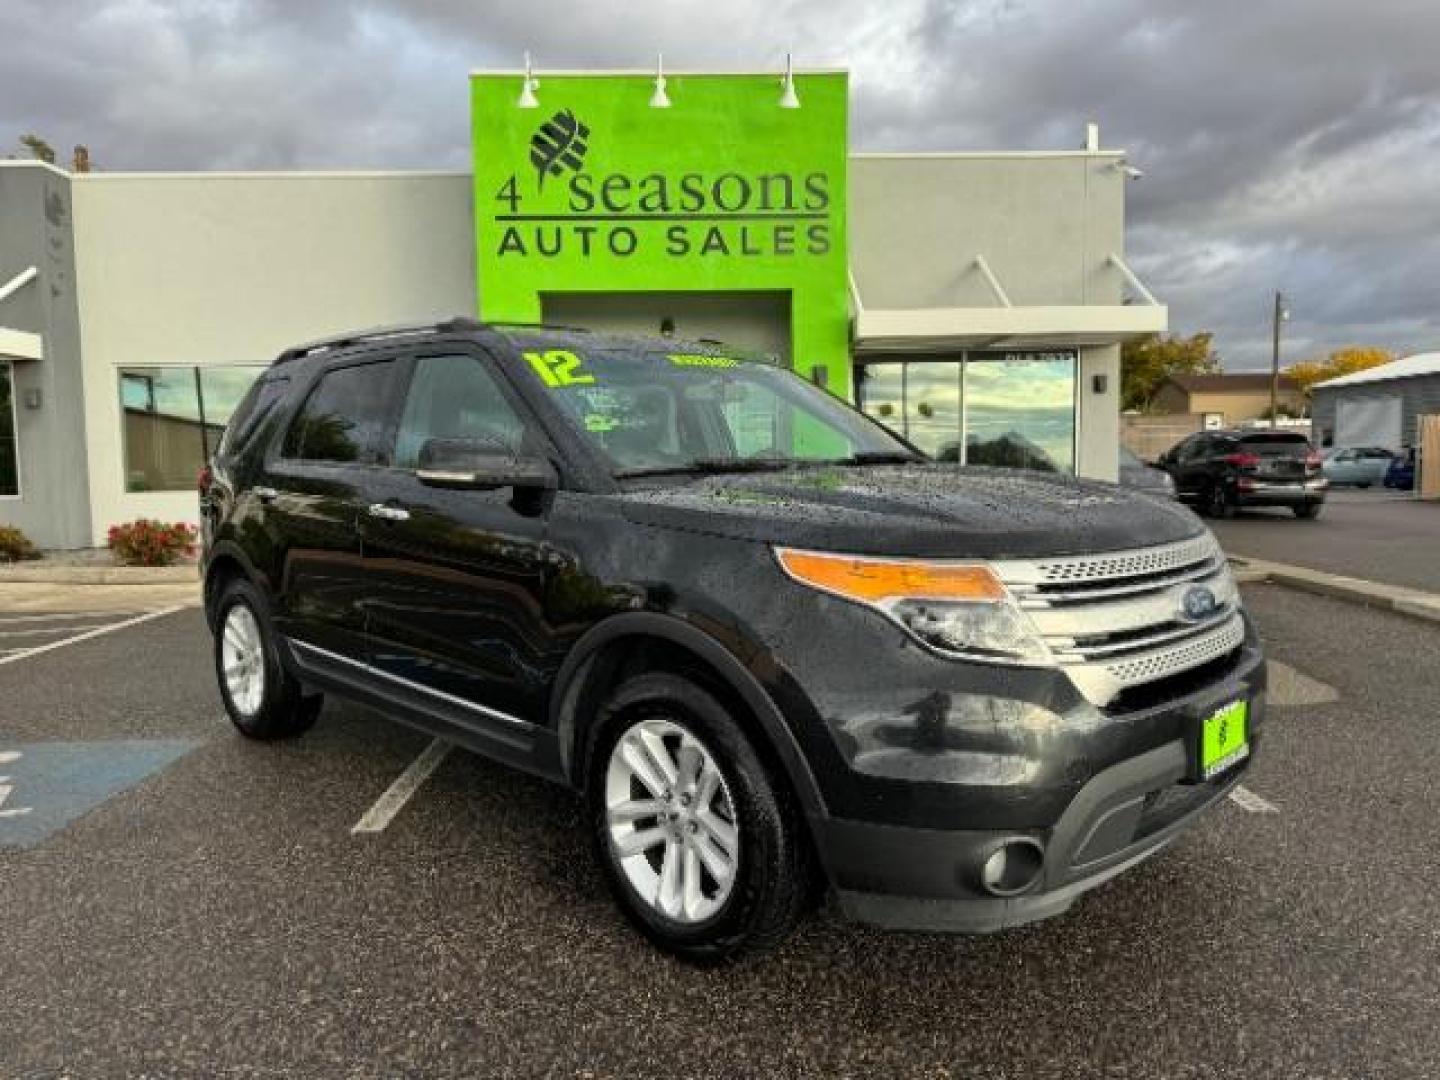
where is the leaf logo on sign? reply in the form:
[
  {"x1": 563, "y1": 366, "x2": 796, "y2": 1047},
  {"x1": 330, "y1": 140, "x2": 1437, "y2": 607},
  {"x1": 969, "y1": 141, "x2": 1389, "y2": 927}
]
[{"x1": 529, "y1": 109, "x2": 590, "y2": 191}]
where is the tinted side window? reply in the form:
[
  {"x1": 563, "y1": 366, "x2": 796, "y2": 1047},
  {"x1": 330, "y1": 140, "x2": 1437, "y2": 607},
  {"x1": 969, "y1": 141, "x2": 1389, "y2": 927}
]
[
  {"x1": 282, "y1": 361, "x2": 400, "y2": 465},
  {"x1": 219, "y1": 376, "x2": 289, "y2": 457},
  {"x1": 394, "y1": 354, "x2": 528, "y2": 469}
]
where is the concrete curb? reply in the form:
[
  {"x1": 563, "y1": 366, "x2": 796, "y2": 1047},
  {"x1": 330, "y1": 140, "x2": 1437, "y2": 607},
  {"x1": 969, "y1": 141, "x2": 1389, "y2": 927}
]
[
  {"x1": 0, "y1": 563, "x2": 199, "y2": 584},
  {"x1": 1229, "y1": 556, "x2": 1440, "y2": 626}
]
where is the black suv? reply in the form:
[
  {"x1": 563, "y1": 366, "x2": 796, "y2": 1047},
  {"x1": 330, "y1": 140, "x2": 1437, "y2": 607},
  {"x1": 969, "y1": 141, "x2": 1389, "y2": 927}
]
[
  {"x1": 201, "y1": 319, "x2": 1266, "y2": 960},
  {"x1": 1159, "y1": 429, "x2": 1327, "y2": 519}
]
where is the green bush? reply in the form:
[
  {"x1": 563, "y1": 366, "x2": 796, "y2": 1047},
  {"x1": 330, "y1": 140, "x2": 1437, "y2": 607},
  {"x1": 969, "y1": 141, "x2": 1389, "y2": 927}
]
[
  {"x1": 107, "y1": 519, "x2": 198, "y2": 567},
  {"x1": 0, "y1": 525, "x2": 40, "y2": 563}
]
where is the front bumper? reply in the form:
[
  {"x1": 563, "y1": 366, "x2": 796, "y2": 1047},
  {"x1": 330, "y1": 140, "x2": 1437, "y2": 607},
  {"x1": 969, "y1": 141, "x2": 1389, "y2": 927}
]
[
  {"x1": 795, "y1": 635, "x2": 1266, "y2": 933},
  {"x1": 823, "y1": 737, "x2": 1251, "y2": 933}
]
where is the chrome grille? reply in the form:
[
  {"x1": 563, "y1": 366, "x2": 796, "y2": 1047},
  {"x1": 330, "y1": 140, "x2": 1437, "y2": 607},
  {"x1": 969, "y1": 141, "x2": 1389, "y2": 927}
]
[
  {"x1": 1029, "y1": 535, "x2": 1217, "y2": 584},
  {"x1": 993, "y1": 533, "x2": 1244, "y2": 707}
]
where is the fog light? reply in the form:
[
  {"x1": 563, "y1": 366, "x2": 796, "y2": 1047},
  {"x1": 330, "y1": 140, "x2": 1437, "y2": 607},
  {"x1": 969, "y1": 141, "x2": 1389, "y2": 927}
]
[{"x1": 980, "y1": 838, "x2": 1045, "y2": 897}]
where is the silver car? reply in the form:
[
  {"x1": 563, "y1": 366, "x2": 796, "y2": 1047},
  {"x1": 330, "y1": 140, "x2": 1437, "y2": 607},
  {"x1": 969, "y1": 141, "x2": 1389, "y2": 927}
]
[
  {"x1": 1322, "y1": 447, "x2": 1393, "y2": 488},
  {"x1": 1119, "y1": 446, "x2": 1178, "y2": 498}
]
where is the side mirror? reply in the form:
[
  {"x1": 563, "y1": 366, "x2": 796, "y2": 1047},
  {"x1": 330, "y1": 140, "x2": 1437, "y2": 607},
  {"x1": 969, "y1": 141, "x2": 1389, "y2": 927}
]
[{"x1": 416, "y1": 438, "x2": 558, "y2": 492}]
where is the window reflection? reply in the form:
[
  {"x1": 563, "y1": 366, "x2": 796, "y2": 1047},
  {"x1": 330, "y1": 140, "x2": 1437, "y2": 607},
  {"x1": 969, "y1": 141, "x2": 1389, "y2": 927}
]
[
  {"x1": 857, "y1": 352, "x2": 1077, "y2": 473},
  {"x1": 0, "y1": 362, "x2": 17, "y2": 497},
  {"x1": 120, "y1": 365, "x2": 265, "y2": 491},
  {"x1": 905, "y1": 362, "x2": 961, "y2": 461},
  {"x1": 964, "y1": 355, "x2": 1076, "y2": 473},
  {"x1": 857, "y1": 362, "x2": 904, "y2": 436}
]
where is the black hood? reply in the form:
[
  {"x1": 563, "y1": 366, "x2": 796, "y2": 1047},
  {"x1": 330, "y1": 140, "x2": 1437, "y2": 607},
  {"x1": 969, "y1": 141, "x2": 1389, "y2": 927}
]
[{"x1": 618, "y1": 465, "x2": 1204, "y2": 559}]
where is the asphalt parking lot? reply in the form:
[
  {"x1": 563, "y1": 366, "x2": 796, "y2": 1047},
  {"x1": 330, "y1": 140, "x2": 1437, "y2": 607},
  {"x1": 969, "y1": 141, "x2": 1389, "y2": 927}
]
[
  {"x1": 1211, "y1": 488, "x2": 1440, "y2": 592},
  {"x1": 2, "y1": 585, "x2": 1439, "y2": 1078}
]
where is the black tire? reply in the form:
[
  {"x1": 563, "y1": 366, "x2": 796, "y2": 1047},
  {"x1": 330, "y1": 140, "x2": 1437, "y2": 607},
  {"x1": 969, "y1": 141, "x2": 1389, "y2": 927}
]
[
  {"x1": 586, "y1": 671, "x2": 814, "y2": 963},
  {"x1": 1293, "y1": 503, "x2": 1322, "y2": 520},
  {"x1": 1205, "y1": 482, "x2": 1235, "y2": 519},
  {"x1": 1357, "y1": 482, "x2": 1372, "y2": 489},
  {"x1": 213, "y1": 578, "x2": 322, "y2": 740}
]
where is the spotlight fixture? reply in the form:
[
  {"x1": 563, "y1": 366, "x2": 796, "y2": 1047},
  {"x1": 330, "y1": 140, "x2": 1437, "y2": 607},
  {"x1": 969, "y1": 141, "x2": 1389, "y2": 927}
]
[
  {"x1": 650, "y1": 53, "x2": 671, "y2": 108},
  {"x1": 779, "y1": 53, "x2": 800, "y2": 109},
  {"x1": 517, "y1": 51, "x2": 539, "y2": 109}
]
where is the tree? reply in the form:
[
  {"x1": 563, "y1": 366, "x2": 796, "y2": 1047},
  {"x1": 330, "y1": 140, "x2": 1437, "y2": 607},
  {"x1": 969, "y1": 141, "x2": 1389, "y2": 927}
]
[
  {"x1": 18, "y1": 134, "x2": 55, "y2": 164},
  {"x1": 1285, "y1": 346, "x2": 1393, "y2": 397},
  {"x1": 1121, "y1": 332, "x2": 1219, "y2": 413}
]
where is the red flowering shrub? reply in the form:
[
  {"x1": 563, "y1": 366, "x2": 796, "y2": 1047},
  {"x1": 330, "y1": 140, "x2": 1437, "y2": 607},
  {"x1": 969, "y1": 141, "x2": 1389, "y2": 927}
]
[
  {"x1": 107, "y1": 519, "x2": 198, "y2": 567},
  {"x1": 0, "y1": 525, "x2": 40, "y2": 563}
]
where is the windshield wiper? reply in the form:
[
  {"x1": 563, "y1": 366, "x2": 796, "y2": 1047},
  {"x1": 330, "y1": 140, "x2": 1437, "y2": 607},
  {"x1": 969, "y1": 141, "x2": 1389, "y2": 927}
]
[
  {"x1": 827, "y1": 452, "x2": 923, "y2": 466},
  {"x1": 615, "y1": 457, "x2": 802, "y2": 479}
]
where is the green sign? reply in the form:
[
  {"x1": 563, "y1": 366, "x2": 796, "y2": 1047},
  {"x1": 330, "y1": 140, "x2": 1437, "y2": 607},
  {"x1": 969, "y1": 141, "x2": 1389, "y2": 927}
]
[{"x1": 471, "y1": 71, "x2": 852, "y2": 396}]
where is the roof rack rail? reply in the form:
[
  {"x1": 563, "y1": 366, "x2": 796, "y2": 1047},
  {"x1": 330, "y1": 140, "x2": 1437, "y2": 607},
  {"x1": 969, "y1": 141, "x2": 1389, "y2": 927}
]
[
  {"x1": 272, "y1": 316, "x2": 488, "y2": 365},
  {"x1": 487, "y1": 320, "x2": 593, "y2": 335}
]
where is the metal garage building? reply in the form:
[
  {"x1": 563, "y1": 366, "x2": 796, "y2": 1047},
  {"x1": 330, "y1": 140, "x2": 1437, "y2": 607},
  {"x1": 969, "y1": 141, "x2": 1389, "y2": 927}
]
[{"x1": 1311, "y1": 352, "x2": 1440, "y2": 451}]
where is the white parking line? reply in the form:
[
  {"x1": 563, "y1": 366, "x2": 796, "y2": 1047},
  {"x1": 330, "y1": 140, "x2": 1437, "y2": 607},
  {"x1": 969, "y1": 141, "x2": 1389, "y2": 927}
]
[
  {"x1": 1229, "y1": 785, "x2": 1280, "y2": 814},
  {"x1": 0, "y1": 623, "x2": 116, "y2": 638},
  {"x1": 1267, "y1": 660, "x2": 1339, "y2": 708},
  {"x1": 0, "y1": 611, "x2": 142, "y2": 624},
  {"x1": 351, "y1": 738, "x2": 452, "y2": 835},
  {"x1": 0, "y1": 607, "x2": 184, "y2": 667}
]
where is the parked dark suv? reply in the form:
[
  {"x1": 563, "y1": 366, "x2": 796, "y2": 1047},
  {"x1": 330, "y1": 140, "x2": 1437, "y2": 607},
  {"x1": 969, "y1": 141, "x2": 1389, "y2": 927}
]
[
  {"x1": 201, "y1": 319, "x2": 1266, "y2": 960},
  {"x1": 1159, "y1": 429, "x2": 1327, "y2": 519}
]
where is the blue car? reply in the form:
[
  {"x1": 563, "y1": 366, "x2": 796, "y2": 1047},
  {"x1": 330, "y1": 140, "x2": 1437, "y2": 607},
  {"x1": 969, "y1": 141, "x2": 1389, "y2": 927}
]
[{"x1": 1384, "y1": 447, "x2": 1417, "y2": 490}]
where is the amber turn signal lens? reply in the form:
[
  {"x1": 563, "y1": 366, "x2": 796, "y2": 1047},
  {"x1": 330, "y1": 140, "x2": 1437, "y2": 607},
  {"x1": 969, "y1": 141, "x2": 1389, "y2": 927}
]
[{"x1": 775, "y1": 548, "x2": 1007, "y2": 605}]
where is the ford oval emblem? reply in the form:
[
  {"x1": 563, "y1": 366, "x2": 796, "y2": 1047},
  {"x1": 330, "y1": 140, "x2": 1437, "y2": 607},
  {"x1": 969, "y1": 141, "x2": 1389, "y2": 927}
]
[{"x1": 1179, "y1": 584, "x2": 1219, "y2": 622}]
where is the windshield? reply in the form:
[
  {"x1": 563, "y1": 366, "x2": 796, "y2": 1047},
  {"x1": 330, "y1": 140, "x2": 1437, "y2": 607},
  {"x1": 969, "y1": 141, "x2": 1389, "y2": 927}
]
[{"x1": 517, "y1": 342, "x2": 919, "y2": 475}]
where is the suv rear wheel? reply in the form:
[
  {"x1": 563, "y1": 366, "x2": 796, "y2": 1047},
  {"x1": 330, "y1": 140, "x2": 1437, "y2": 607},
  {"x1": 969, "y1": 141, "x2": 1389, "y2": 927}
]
[
  {"x1": 1293, "y1": 503, "x2": 1322, "y2": 519},
  {"x1": 587, "y1": 672, "x2": 813, "y2": 962},
  {"x1": 214, "y1": 579, "x2": 323, "y2": 740}
]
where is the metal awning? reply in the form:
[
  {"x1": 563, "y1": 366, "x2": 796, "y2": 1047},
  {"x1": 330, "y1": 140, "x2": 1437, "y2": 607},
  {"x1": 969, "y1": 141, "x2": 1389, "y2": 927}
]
[
  {"x1": 851, "y1": 253, "x2": 1167, "y2": 354},
  {"x1": 0, "y1": 266, "x2": 43, "y2": 361}
]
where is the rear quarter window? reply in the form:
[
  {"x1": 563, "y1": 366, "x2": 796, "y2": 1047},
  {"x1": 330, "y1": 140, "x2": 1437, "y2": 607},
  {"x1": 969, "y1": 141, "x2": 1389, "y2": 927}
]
[
  {"x1": 1239, "y1": 434, "x2": 1310, "y2": 456},
  {"x1": 218, "y1": 376, "x2": 289, "y2": 458}
]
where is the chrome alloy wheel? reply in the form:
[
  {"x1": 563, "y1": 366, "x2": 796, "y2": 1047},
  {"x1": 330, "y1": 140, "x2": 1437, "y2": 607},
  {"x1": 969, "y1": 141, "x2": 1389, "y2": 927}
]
[
  {"x1": 221, "y1": 604, "x2": 266, "y2": 718},
  {"x1": 604, "y1": 718, "x2": 740, "y2": 924}
]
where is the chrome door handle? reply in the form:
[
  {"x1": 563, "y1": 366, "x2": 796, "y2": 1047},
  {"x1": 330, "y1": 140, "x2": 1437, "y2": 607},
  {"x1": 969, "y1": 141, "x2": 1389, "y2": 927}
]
[
  {"x1": 367, "y1": 503, "x2": 411, "y2": 522},
  {"x1": 253, "y1": 486, "x2": 279, "y2": 503}
]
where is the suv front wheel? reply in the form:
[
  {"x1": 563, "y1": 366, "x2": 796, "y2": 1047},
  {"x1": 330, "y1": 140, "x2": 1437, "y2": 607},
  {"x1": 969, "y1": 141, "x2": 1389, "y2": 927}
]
[
  {"x1": 214, "y1": 579, "x2": 323, "y2": 740},
  {"x1": 587, "y1": 672, "x2": 813, "y2": 962}
]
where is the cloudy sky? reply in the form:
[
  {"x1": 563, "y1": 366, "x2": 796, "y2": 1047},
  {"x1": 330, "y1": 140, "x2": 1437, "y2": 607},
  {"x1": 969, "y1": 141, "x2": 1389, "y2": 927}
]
[{"x1": 6, "y1": 0, "x2": 1438, "y2": 369}]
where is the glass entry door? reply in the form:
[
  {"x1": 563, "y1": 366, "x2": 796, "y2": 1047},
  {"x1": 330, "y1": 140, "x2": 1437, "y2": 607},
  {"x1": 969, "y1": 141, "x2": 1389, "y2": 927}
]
[{"x1": 857, "y1": 352, "x2": 1077, "y2": 473}]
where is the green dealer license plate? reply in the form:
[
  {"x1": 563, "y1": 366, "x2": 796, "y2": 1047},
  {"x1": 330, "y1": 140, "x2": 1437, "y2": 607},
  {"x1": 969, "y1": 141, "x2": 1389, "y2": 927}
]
[{"x1": 1201, "y1": 699, "x2": 1249, "y2": 779}]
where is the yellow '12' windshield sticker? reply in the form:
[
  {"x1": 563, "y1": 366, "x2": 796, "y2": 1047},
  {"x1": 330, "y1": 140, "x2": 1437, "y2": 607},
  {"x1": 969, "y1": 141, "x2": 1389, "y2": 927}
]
[
  {"x1": 525, "y1": 349, "x2": 595, "y2": 387},
  {"x1": 668, "y1": 354, "x2": 738, "y2": 368}
]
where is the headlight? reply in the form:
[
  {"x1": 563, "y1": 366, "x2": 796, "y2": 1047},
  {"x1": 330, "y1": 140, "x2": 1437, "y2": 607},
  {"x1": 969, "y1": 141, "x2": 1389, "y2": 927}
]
[{"x1": 774, "y1": 547, "x2": 1054, "y2": 665}]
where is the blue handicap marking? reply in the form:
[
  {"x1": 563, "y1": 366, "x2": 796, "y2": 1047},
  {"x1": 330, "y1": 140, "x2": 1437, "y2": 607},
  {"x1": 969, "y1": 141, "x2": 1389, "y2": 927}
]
[{"x1": 0, "y1": 740, "x2": 200, "y2": 849}]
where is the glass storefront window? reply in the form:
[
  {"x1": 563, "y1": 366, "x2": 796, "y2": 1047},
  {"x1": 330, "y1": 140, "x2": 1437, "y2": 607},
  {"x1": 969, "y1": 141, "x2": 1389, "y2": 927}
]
[
  {"x1": 964, "y1": 353, "x2": 1076, "y2": 473},
  {"x1": 119, "y1": 365, "x2": 265, "y2": 492},
  {"x1": 1, "y1": 362, "x2": 18, "y2": 497},
  {"x1": 903, "y1": 361, "x2": 962, "y2": 461},
  {"x1": 857, "y1": 351, "x2": 1078, "y2": 473}
]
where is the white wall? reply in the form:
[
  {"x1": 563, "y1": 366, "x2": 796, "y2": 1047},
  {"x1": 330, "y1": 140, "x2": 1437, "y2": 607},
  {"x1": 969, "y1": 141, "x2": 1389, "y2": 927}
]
[
  {"x1": 1077, "y1": 345, "x2": 1121, "y2": 481},
  {"x1": 70, "y1": 172, "x2": 475, "y2": 543}
]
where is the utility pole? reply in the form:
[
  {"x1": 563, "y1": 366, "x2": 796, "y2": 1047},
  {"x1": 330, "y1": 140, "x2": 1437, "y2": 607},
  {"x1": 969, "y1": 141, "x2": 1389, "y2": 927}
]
[{"x1": 1270, "y1": 291, "x2": 1288, "y2": 428}]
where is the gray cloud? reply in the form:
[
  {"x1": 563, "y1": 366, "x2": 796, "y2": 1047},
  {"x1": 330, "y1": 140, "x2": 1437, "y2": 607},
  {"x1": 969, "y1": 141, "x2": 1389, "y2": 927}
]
[{"x1": 5, "y1": 0, "x2": 1438, "y2": 368}]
